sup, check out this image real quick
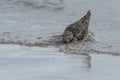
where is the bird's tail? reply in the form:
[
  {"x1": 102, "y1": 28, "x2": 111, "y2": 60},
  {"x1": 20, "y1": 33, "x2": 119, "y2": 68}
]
[{"x1": 86, "y1": 10, "x2": 91, "y2": 20}]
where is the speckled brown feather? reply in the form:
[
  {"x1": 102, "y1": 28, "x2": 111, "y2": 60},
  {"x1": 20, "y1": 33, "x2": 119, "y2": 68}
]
[{"x1": 62, "y1": 10, "x2": 91, "y2": 43}]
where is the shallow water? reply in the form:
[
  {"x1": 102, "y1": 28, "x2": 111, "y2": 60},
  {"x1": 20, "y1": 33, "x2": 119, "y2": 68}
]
[
  {"x1": 0, "y1": 0, "x2": 120, "y2": 43},
  {"x1": 0, "y1": 0, "x2": 120, "y2": 80},
  {"x1": 0, "y1": 44, "x2": 120, "y2": 80},
  {"x1": 0, "y1": 0, "x2": 120, "y2": 54}
]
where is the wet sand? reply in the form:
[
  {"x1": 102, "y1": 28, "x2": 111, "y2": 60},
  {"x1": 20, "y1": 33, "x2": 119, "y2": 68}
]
[{"x1": 0, "y1": 44, "x2": 120, "y2": 80}]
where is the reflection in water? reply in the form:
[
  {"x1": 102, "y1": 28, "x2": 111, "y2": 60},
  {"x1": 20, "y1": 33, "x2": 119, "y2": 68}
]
[
  {"x1": 1, "y1": 45, "x2": 120, "y2": 80},
  {"x1": 68, "y1": 53, "x2": 91, "y2": 71},
  {"x1": 82, "y1": 54, "x2": 91, "y2": 71}
]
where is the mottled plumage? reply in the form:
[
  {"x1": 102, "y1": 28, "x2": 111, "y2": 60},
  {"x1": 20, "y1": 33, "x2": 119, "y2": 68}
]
[
  {"x1": 62, "y1": 10, "x2": 91, "y2": 43},
  {"x1": 62, "y1": 22, "x2": 76, "y2": 43},
  {"x1": 74, "y1": 10, "x2": 91, "y2": 40}
]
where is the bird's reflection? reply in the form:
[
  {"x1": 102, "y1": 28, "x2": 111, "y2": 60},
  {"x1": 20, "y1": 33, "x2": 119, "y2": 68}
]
[
  {"x1": 81, "y1": 54, "x2": 91, "y2": 71},
  {"x1": 68, "y1": 53, "x2": 91, "y2": 71}
]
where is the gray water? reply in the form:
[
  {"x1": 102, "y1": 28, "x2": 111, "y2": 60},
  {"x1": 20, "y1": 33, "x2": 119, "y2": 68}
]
[
  {"x1": 0, "y1": 0, "x2": 120, "y2": 52},
  {"x1": 0, "y1": 0, "x2": 120, "y2": 80},
  {"x1": 0, "y1": 44, "x2": 120, "y2": 80},
  {"x1": 0, "y1": 0, "x2": 120, "y2": 43}
]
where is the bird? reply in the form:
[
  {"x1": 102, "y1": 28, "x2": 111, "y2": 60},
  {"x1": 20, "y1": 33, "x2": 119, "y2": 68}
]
[{"x1": 62, "y1": 10, "x2": 91, "y2": 43}]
